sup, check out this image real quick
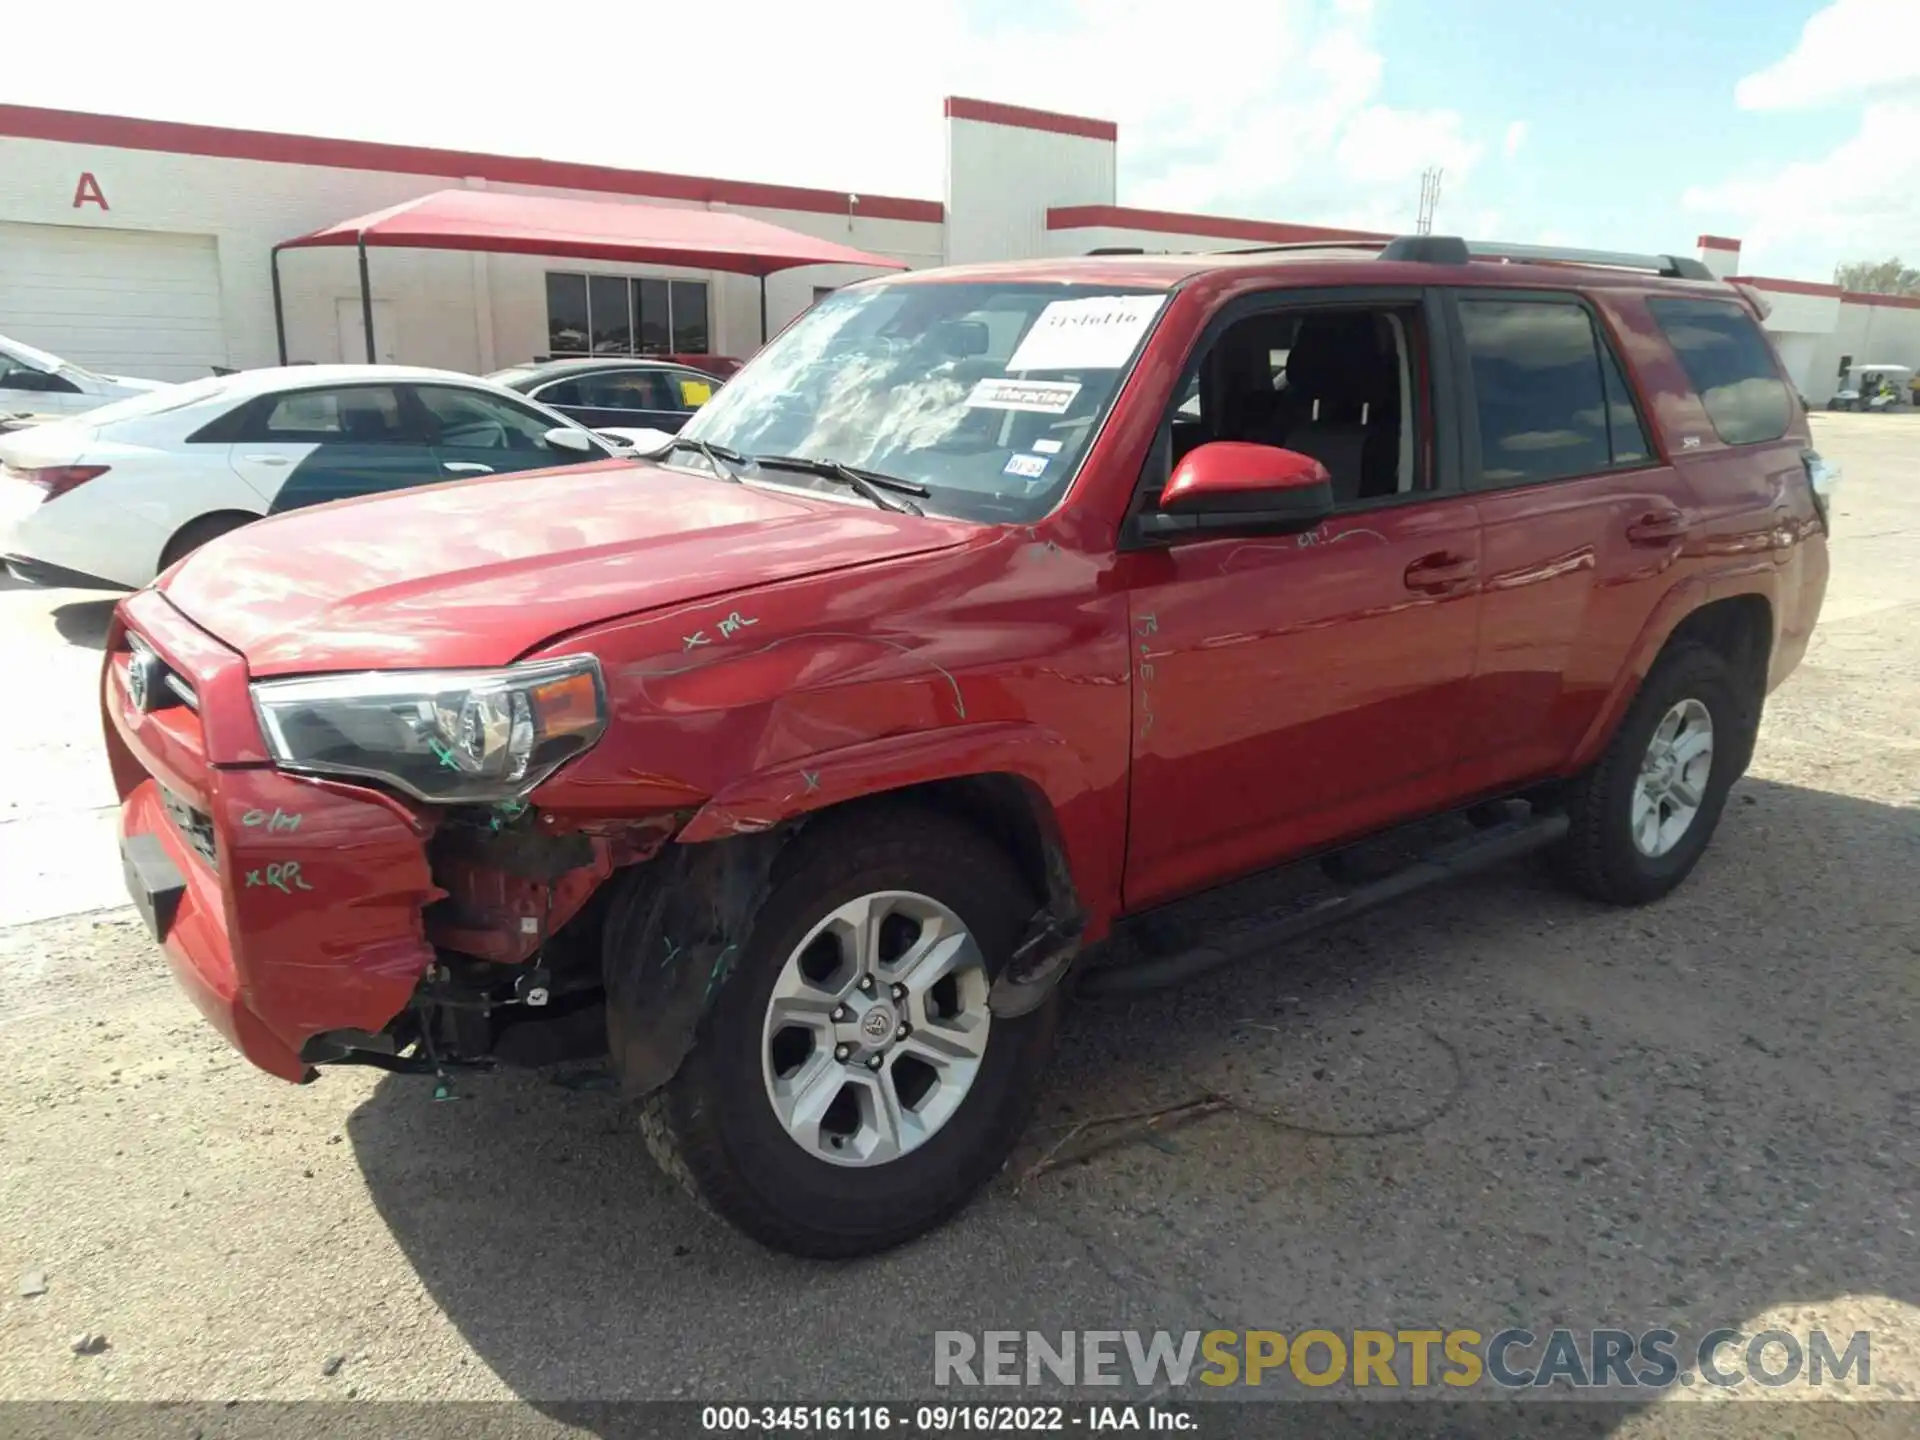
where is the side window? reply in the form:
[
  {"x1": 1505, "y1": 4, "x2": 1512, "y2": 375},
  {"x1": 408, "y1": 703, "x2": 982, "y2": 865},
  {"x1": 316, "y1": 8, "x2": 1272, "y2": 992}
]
[
  {"x1": 1597, "y1": 341, "x2": 1651, "y2": 465},
  {"x1": 1159, "y1": 303, "x2": 1425, "y2": 508},
  {"x1": 1645, "y1": 297, "x2": 1791, "y2": 445},
  {"x1": 530, "y1": 378, "x2": 584, "y2": 408},
  {"x1": 578, "y1": 371, "x2": 674, "y2": 411},
  {"x1": 1458, "y1": 299, "x2": 1616, "y2": 487},
  {"x1": 247, "y1": 387, "x2": 411, "y2": 443},
  {"x1": 0, "y1": 363, "x2": 80, "y2": 394},
  {"x1": 415, "y1": 385, "x2": 569, "y2": 452}
]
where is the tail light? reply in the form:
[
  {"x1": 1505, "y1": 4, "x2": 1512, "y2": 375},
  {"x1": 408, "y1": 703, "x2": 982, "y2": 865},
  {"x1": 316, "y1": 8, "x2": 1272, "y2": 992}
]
[
  {"x1": 1803, "y1": 449, "x2": 1838, "y2": 531},
  {"x1": 12, "y1": 465, "x2": 109, "y2": 500}
]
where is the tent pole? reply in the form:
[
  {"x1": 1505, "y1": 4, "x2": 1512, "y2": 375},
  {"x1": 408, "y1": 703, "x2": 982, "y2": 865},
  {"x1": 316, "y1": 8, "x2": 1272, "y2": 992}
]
[
  {"x1": 357, "y1": 236, "x2": 376, "y2": 363},
  {"x1": 271, "y1": 245, "x2": 288, "y2": 366},
  {"x1": 759, "y1": 274, "x2": 768, "y2": 345}
]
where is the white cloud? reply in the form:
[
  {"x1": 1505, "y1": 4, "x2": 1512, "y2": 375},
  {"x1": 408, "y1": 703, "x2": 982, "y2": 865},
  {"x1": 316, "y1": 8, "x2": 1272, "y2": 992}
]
[
  {"x1": 1688, "y1": 3, "x2": 1920, "y2": 277},
  {"x1": 1735, "y1": 0, "x2": 1920, "y2": 110},
  {"x1": 5, "y1": 0, "x2": 1496, "y2": 239},
  {"x1": 1502, "y1": 121, "x2": 1529, "y2": 159}
]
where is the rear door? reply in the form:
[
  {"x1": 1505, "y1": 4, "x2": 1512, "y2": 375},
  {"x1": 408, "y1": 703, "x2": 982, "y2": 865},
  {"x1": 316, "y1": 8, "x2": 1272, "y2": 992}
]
[
  {"x1": 226, "y1": 384, "x2": 440, "y2": 513},
  {"x1": 1442, "y1": 289, "x2": 1683, "y2": 781},
  {"x1": 412, "y1": 384, "x2": 608, "y2": 476}
]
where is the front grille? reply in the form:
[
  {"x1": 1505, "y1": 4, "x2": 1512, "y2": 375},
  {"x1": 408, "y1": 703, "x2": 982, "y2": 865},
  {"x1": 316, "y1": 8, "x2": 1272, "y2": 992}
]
[{"x1": 161, "y1": 786, "x2": 218, "y2": 870}]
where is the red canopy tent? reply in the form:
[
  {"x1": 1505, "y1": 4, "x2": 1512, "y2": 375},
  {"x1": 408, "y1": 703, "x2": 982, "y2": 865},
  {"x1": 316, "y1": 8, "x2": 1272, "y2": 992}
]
[{"x1": 272, "y1": 188, "x2": 910, "y2": 363}]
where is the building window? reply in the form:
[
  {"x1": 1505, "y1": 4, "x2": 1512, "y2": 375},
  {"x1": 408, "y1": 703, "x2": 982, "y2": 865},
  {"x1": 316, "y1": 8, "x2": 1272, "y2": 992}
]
[{"x1": 547, "y1": 273, "x2": 709, "y2": 357}]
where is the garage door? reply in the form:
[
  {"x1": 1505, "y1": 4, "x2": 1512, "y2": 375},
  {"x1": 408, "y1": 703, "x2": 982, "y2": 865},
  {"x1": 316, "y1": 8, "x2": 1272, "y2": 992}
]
[{"x1": 0, "y1": 222, "x2": 226, "y2": 383}]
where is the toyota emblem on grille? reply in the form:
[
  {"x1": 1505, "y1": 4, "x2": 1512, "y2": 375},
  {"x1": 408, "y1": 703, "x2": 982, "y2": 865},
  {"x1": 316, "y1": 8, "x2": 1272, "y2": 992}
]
[{"x1": 126, "y1": 644, "x2": 161, "y2": 713}]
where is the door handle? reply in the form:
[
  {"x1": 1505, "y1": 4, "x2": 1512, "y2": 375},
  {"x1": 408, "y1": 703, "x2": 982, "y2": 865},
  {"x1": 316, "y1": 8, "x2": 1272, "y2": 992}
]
[
  {"x1": 242, "y1": 454, "x2": 291, "y2": 465},
  {"x1": 1403, "y1": 551, "x2": 1478, "y2": 594},
  {"x1": 1625, "y1": 509, "x2": 1689, "y2": 546},
  {"x1": 442, "y1": 461, "x2": 494, "y2": 474}
]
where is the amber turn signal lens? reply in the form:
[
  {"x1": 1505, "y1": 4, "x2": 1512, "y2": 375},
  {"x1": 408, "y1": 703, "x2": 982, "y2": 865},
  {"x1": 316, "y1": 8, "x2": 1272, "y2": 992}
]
[{"x1": 530, "y1": 670, "x2": 602, "y2": 736}]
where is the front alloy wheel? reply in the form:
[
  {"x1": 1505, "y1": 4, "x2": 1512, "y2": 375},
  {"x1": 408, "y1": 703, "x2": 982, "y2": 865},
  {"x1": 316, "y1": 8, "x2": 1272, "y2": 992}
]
[
  {"x1": 763, "y1": 891, "x2": 992, "y2": 1166},
  {"x1": 633, "y1": 805, "x2": 1063, "y2": 1257}
]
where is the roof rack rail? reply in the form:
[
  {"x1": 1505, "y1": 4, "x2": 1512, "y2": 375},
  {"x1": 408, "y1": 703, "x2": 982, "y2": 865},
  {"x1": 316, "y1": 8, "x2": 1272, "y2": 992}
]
[
  {"x1": 1085, "y1": 246, "x2": 1148, "y2": 256},
  {"x1": 1219, "y1": 239, "x2": 1390, "y2": 256},
  {"x1": 1377, "y1": 235, "x2": 1715, "y2": 281}
]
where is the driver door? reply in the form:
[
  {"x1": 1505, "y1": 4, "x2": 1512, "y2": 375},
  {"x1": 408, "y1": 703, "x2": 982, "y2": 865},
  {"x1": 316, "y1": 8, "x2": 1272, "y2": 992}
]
[
  {"x1": 410, "y1": 384, "x2": 606, "y2": 478},
  {"x1": 1119, "y1": 289, "x2": 1487, "y2": 910}
]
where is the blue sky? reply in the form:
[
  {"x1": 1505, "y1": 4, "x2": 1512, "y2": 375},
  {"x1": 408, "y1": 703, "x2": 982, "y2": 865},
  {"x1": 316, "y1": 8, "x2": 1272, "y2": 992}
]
[
  {"x1": 10, "y1": 0, "x2": 1915, "y2": 282},
  {"x1": 1348, "y1": 0, "x2": 1861, "y2": 257}
]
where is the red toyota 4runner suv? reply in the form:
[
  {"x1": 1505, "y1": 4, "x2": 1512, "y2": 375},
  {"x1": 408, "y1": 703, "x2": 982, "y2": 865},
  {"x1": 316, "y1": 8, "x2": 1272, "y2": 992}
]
[{"x1": 103, "y1": 236, "x2": 1833, "y2": 1256}]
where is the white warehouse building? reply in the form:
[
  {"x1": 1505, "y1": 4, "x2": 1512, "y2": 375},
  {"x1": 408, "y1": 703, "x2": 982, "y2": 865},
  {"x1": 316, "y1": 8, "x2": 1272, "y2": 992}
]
[{"x1": 1, "y1": 96, "x2": 1915, "y2": 402}]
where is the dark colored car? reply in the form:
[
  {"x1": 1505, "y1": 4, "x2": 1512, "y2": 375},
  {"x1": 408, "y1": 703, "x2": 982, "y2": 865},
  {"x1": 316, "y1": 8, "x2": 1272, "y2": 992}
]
[
  {"x1": 105, "y1": 235, "x2": 1831, "y2": 1259},
  {"x1": 488, "y1": 358, "x2": 721, "y2": 435}
]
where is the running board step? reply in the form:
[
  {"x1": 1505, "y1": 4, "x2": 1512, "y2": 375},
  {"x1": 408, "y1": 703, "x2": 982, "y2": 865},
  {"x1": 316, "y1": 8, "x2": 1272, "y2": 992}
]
[{"x1": 1079, "y1": 812, "x2": 1569, "y2": 998}]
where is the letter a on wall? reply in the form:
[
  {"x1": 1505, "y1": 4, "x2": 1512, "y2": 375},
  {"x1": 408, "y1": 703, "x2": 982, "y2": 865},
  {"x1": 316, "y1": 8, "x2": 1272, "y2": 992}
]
[{"x1": 72, "y1": 173, "x2": 109, "y2": 210}]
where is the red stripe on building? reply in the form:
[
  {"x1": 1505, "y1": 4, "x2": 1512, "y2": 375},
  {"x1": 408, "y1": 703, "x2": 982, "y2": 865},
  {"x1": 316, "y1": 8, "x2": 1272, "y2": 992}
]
[
  {"x1": 1696, "y1": 235, "x2": 1742, "y2": 252},
  {"x1": 942, "y1": 97, "x2": 1117, "y2": 143},
  {"x1": 1048, "y1": 204, "x2": 1388, "y2": 246},
  {"x1": 0, "y1": 105, "x2": 946, "y2": 224},
  {"x1": 1730, "y1": 275, "x2": 1843, "y2": 298},
  {"x1": 1843, "y1": 289, "x2": 1920, "y2": 310}
]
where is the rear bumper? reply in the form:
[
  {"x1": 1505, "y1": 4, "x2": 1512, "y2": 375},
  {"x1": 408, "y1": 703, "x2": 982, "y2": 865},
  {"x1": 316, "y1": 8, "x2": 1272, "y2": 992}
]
[{"x1": 104, "y1": 591, "x2": 442, "y2": 1082}]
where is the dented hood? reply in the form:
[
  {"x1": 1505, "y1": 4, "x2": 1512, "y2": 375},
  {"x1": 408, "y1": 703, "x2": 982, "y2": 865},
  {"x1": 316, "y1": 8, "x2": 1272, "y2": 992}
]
[{"x1": 160, "y1": 459, "x2": 976, "y2": 675}]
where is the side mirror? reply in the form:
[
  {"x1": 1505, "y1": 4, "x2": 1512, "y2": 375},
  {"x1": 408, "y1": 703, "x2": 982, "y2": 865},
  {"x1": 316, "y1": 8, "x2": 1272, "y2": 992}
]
[
  {"x1": 1136, "y1": 441, "x2": 1334, "y2": 540},
  {"x1": 543, "y1": 425, "x2": 597, "y2": 455}
]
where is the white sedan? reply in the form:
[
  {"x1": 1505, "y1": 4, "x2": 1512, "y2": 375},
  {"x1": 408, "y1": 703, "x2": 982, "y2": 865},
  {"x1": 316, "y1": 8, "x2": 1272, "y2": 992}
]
[
  {"x1": 0, "y1": 364, "x2": 622, "y2": 591},
  {"x1": 1, "y1": 333, "x2": 171, "y2": 420}
]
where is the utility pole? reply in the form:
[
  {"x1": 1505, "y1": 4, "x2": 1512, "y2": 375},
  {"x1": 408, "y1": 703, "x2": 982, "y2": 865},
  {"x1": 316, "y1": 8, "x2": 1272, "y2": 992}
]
[{"x1": 1416, "y1": 167, "x2": 1444, "y2": 235}]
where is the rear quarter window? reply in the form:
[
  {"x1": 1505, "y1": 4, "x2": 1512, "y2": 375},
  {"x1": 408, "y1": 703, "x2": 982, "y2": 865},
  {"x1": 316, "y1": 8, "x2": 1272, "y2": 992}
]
[{"x1": 1645, "y1": 297, "x2": 1792, "y2": 446}]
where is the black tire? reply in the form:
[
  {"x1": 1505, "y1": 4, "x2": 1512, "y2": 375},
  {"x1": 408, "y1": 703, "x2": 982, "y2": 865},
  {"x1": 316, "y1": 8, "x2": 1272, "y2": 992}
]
[
  {"x1": 1557, "y1": 642, "x2": 1743, "y2": 905},
  {"x1": 637, "y1": 805, "x2": 1062, "y2": 1257},
  {"x1": 159, "y1": 511, "x2": 255, "y2": 571}
]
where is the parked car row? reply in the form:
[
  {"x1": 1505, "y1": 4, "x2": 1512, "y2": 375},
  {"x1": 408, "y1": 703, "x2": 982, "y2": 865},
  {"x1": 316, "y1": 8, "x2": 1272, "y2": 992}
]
[{"x1": 0, "y1": 347, "x2": 728, "y2": 589}]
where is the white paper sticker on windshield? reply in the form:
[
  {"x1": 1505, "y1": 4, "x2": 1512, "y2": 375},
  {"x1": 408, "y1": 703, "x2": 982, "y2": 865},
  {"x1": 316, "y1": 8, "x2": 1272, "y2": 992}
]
[
  {"x1": 1005, "y1": 295, "x2": 1166, "y2": 373},
  {"x1": 1003, "y1": 453, "x2": 1049, "y2": 479},
  {"x1": 965, "y1": 378, "x2": 1082, "y2": 415},
  {"x1": 1032, "y1": 438, "x2": 1064, "y2": 454}
]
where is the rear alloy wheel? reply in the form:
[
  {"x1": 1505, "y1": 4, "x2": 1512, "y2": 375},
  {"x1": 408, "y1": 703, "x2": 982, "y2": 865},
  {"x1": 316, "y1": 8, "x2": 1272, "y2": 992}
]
[
  {"x1": 1629, "y1": 699, "x2": 1713, "y2": 859},
  {"x1": 637, "y1": 806, "x2": 1062, "y2": 1257},
  {"x1": 1557, "y1": 643, "x2": 1741, "y2": 905}
]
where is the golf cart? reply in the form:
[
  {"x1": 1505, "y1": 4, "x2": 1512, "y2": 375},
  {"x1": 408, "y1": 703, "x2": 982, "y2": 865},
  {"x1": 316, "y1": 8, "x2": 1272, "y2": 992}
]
[{"x1": 1830, "y1": 363, "x2": 1912, "y2": 412}]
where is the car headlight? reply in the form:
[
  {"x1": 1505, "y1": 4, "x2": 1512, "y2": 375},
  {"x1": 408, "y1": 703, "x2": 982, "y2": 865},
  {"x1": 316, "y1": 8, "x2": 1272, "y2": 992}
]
[{"x1": 251, "y1": 655, "x2": 607, "y2": 804}]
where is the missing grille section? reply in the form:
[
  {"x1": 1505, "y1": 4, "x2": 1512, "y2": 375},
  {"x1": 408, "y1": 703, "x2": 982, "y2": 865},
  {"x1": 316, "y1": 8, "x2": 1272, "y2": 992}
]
[{"x1": 160, "y1": 787, "x2": 218, "y2": 870}]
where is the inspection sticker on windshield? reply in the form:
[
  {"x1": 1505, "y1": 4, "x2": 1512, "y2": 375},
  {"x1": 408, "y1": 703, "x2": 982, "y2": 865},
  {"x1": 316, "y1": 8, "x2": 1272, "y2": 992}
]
[
  {"x1": 1006, "y1": 294, "x2": 1166, "y2": 372},
  {"x1": 1004, "y1": 453, "x2": 1049, "y2": 479},
  {"x1": 965, "y1": 378, "x2": 1082, "y2": 415}
]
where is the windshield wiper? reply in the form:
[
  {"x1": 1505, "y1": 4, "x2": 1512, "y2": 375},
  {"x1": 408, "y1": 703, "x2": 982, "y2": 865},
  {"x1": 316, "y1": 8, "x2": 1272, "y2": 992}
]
[
  {"x1": 751, "y1": 455, "x2": 928, "y2": 515},
  {"x1": 651, "y1": 435, "x2": 747, "y2": 482}
]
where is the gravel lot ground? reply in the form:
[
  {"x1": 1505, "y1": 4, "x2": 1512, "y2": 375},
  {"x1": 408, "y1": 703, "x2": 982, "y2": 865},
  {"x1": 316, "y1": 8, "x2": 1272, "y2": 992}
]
[{"x1": 1, "y1": 415, "x2": 1915, "y2": 1434}]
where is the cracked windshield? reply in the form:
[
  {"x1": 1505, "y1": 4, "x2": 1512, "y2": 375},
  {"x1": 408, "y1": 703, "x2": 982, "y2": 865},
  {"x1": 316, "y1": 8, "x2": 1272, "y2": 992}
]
[{"x1": 679, "y1": 282, "x2": 1167, "y2": 521}]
